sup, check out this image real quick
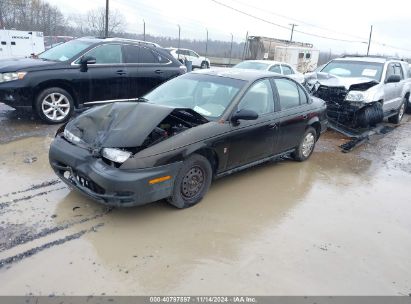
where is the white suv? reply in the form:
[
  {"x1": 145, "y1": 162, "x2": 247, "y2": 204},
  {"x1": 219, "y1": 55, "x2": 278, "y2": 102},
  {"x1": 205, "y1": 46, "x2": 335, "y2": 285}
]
[{"x1": 167, "y1": 48, "x2": 211, "y2": 69}]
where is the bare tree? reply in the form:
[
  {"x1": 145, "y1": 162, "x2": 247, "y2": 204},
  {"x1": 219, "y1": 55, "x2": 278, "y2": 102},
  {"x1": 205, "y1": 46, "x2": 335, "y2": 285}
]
[{"x1": 86, "y1": 8, "x2": 125, "y2": 37}]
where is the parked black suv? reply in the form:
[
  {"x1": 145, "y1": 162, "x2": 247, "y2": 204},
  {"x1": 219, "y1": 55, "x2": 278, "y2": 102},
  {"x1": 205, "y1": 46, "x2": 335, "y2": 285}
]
[{"x1": 0, "y1": 37, "x2": 186, "y2": 123}]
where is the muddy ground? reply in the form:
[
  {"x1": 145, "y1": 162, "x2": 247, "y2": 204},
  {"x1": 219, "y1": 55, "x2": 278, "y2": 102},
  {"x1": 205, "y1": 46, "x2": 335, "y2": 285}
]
[{"x1": 0, "y1": 103, "x2": 410, "y2": 296}]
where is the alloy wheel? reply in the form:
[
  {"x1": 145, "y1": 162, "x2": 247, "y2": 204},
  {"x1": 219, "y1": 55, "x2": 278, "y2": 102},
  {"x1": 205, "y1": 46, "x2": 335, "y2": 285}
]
[
  {"x1": 41, "y1": 93, "x2": 71, "y2": 122},
  {"x1": 399, "y1": 103, "x2": 405, "y2": 121},
  {"x1": 302, "y1": 132, "x2": 315, "y2": 157}
]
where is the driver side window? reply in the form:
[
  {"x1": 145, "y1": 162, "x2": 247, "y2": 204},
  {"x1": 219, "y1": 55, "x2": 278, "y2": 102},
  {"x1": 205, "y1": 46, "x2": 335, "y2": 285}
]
[
  {"x1": 237, "y1": 79, "x2": 274, "y2": 115},
  {"x1": 84, "y1": 44, "x2": 123, "y2": 64}
]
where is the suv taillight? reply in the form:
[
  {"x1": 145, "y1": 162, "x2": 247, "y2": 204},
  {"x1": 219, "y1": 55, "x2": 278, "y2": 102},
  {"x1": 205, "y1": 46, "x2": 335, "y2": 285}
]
[{"x1": 179, "y1": 65, "x2": 187, "y2": 74}]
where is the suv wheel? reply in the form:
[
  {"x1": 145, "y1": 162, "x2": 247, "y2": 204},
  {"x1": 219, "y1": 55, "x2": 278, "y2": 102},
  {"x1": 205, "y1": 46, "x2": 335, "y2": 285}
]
[
  {"x1": 201, "y1": 61, "x2": 209, "y2": 69},
  {"x1": 388, "y1": 100, "x2": 405, "y2": 124},
  {"x1": 35, "y1": 87, "x2": 74, "y2": 124},
  {"x1": 292, "y1": 127, "x2": 317, "y2": 162},
  {"x1": 167, "y1": 154, "x2": 212, "y2": 209}
]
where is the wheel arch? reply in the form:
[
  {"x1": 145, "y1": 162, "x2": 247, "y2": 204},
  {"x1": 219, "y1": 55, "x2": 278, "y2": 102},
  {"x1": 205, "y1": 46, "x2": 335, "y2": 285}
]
[
  {"x1": 190, "y1": 147, "x2": 219, "y2": 176},
  {"x1": 33, "y1": 80, "x2": 79, "y2": 108},
  {"x1": 307, "y1": 117, "x2": 321, "y2": 140}
]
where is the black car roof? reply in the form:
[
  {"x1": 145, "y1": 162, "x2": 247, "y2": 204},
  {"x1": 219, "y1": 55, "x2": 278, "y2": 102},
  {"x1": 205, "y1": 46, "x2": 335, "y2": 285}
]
[
  {"x1": 191, "y1": 68, "x2": 280, "y2": 82},
  {"x1": 76, "y1": 37, "x2": 160, "y2": 48}
]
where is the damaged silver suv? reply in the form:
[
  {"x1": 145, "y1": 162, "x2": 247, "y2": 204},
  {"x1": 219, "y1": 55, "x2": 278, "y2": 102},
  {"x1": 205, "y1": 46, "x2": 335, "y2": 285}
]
[{"x1": 305, "y1": 56, "x2": 411, "y2": 128}]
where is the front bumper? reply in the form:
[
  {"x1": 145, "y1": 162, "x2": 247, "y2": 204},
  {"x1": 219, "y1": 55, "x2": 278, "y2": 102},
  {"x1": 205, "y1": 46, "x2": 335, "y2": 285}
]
[
  {"x1": 49, "y1": 136, "x2": 183, "y2": 207},
  {"x1": 0, "y1": 82, "x2": 34, "y2": 108}
]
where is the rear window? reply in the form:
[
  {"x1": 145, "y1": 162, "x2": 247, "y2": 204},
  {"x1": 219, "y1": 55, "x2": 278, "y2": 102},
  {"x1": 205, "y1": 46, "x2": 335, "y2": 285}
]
[{"x1": 124, "y1": 45, "x2": 169, "y2": 64}]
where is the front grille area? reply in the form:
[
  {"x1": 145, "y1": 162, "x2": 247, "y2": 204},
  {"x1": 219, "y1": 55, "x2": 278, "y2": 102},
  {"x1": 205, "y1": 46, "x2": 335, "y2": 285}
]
[
  {"x1": 56, "y1": 162, "x2": 105, "y2": 195},
  {"x1": 72, "y1": 171, "x2": 105, "y2": 194},
  {"x1": 314, "y1": 85, "x2": 348, "y2": 103}
]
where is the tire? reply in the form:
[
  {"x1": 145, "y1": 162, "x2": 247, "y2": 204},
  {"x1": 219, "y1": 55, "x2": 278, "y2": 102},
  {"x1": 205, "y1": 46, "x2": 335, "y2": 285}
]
[
  {"x1": 292, "y1": 127, "x2": 317, "y2": 162},
  {"x1": 201, "y1": 61, "x2": 209, "y2": 69},
  {"x1": 388, "y1": 100, "x2": 406, "y2": 124},
  {"x1": 167, "y1": 154, "x2": 212, "y2": 209},
  {"x1": 355, "y1": 103, "x2": 383, "y2": 128},
  {"x1": 35, "y1": 87, "x2": 74, "y2": 124}
]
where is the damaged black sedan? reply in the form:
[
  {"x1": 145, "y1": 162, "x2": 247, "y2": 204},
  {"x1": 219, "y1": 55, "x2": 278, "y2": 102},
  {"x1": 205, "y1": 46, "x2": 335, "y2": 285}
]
[{"x1": 49, "y1": 69, "x2": 327, "y2": 208}]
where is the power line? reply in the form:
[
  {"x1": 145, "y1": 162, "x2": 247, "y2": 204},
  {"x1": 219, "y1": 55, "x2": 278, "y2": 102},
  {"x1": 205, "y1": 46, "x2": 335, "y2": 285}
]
[
  {"x1": 210, "y1": 0, "x2": 411, "y2": 54},
  {"x1": 210, "y1": 0, "x2": 366, "y2": 43},
  {"x1": 228, "y1": 0, "x2": 369, "y2": 42}
]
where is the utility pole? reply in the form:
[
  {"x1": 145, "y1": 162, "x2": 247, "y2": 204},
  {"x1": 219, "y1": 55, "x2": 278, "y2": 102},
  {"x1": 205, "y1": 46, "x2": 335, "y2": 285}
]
[
  {"x1": 242, "y1": 31, "x2": 248, "y2": 60},
  {"x1": 143, "y1": 20, "x2": 146, "y2": 41},
  {"x1": 229, "y1": 33, "x2": 233, "y2": 65},
  {"x1": 177, "y1": 24, "x2": 181, "y2": 61},
  {"x1": 289, "y1": 23, "x2": 298, "y2": 42},
  {"x1": 104, "y1": 0, "x2": 109, "y2": 38},
  {"x1": 367, "y1": 25, "x2": 373, "y2": 56},
  {"x1": 205, "y1": 28, "x2": 208, "y2": 60}
]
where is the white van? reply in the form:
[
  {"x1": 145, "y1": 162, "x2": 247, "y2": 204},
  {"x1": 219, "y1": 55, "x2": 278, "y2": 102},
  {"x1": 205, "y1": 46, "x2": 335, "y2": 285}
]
[{"x1": 0, "y1": 30, "x2": 45, "y2": 59}]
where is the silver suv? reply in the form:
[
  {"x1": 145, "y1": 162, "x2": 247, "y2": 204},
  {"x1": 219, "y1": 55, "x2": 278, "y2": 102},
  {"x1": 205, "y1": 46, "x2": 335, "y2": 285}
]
[{"x1": 305, "y1": 56, "x2": 411, "y2": 127}]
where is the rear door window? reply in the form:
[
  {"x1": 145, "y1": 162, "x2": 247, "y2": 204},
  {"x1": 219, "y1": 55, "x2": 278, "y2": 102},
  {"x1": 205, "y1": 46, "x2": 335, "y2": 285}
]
[
  {"x1": 269, "y1": 65, "x2": 281, "y2": 73},
  {"x1": 281, "y1": 65, "x2": 294, "y2": 75},
  {"x1": 274, "y1": 78, "x2": 301, "y2": 110}
]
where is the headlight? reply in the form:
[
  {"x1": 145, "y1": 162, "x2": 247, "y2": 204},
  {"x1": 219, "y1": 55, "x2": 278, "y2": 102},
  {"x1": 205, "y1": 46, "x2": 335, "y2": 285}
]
[
  {"x1": 345, "y1": 91, "x2": 369, "y2": 102},
  {"x1": 64, "y1": 129, "x2": 82, "y2": 144},
  {"x1": 102, "y1": 148, "x2": 132, "y2": 164},
  {"x1": 0, "y1": 72, "x2": 27, "y2": 83}
]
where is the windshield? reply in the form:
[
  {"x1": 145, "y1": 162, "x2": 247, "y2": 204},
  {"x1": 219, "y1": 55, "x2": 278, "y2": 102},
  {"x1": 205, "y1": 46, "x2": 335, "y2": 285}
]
[
  {"x1": 144, "y1": 73, "x2": 246, "y2": 119},
  {"x1": 321, "y1": 60, "x2": 384, "y2": 81},
  {"x1": 234, "y1": 61, "x2": 270, "y2": 71},
  {"x1": 39, "y1": 40, "x2": 93, "y2": 62}
]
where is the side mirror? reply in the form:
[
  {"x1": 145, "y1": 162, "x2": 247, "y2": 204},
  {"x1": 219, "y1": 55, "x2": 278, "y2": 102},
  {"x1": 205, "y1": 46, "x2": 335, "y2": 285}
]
[
  {"x1": 79, "y1": 56, "x2": 96, "y2": 72},
  {"x1": 231, "y1": 109, "x2": 258, "y2": 124},
  {"x1": 386, "y1": 74, "x2": 401, "y2": 84}
]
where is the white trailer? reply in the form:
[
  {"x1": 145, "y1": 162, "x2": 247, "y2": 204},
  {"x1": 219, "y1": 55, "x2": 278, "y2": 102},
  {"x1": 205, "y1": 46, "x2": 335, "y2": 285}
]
[
  {"x1": 273, "y1": 46, "x2": 320, "y2": 73},
  {"x1": 0, "y1": 30, "x2": 45, "y2": 59},
  {"x1": 246, "y1": 36, "x2": 319, "y2": 73}
]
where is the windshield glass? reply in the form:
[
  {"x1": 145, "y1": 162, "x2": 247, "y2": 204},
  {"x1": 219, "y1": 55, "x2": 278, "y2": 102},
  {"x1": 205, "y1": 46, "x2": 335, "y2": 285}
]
[
  {"x1": 321, "y1": 60, "x2": 384, "y2": 81},
  {"x1": 234, "y1": 61, "x2": 270, "y2": 70},
  {"x1": 39, "y1": 40, "x2": 93, "y2": 62},
  {"x1": 144, "y1": 73, "x2": 246, "y2": 119}
]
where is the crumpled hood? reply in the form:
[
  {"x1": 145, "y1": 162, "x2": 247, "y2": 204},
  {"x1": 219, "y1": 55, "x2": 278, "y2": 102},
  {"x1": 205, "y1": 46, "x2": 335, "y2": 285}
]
[
  {"x1": 305, "y1": 72, "x2": 379, "y2": 90},
  {"x1": 65, "y1": 102, "x2": 207, "y2": 148}
]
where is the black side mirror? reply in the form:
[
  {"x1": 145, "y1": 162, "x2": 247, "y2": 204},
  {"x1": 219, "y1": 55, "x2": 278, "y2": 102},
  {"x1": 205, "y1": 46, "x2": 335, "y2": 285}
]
[
  {"x1": 386, "y1": 74, "x2": 401, "y2": 84},
  {"x1": 79, "y1": 56, "x2": 96, "y2": 72},
  {"x1": 231, "y1": 109, "x2": 258, "y2": 124}
]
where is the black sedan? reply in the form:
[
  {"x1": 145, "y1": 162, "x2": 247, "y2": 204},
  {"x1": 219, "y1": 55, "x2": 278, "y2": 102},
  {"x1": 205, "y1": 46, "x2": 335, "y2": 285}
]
[
  {"x1": 0, "y1": 37, "x2": 185, "y2": 123},
  {"x1": 49, "y1": 69, "x2": 327, "y2": 208}
]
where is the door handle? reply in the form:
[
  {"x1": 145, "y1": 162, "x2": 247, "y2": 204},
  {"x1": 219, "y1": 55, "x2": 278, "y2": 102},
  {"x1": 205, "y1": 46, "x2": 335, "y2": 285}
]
[
  {"x1": 116, "y1": 70, "x2": 127, "y2": 75},
  {"x1": 267, "y1": 123, "x2": 278, "y2": 129},
  {"x1": 155, "y1": 70, "x2": 164, "y2": 74}
]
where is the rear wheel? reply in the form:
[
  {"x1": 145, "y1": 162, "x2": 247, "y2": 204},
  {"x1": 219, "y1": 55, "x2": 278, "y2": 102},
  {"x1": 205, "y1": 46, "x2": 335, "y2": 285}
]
[
  {"x1": 201, "y1": 61, "x2": 209, "y2": 69},
  {"x1": 388, "y1": 100, "x2": 406, "y2": 124},
  {"x1": 167, "y1": 154, "x2": 212, "y2": 209},
  {"x1": 292, "y1": 127, "x2": 317, "y2": 162},
  {"x1": 35, "y1": 87, "x2": 74, "y2": 124}
]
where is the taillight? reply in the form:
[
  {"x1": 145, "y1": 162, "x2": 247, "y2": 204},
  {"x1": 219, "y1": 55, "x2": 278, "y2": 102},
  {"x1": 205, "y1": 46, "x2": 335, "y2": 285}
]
[{"x1": 179, "y1": 65, "x2": 187, "y2": 74}]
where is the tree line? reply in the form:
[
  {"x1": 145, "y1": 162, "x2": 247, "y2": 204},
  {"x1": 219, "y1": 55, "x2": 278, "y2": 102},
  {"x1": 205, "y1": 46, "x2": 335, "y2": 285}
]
[{"x1": 0, "y1": 0, "x2": 246, "y2": 58}]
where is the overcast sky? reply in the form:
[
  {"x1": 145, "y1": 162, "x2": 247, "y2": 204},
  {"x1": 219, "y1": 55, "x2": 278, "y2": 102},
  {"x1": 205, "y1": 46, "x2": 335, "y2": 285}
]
[{"x1": 50, "y1": 0, "x2": 411, "y2": 57}]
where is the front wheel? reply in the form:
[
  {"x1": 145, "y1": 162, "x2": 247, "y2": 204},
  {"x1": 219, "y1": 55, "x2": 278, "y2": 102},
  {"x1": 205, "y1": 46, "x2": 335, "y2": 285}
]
[
  {"x1": 167, "y1": 154, "x2": 212, "y2": 209},
  {"x1": 388, "y1": 100, "x2": 405, "y2": 124},
  {"x1": 35, "y1": 87, "x2": 74, "y2": 124},
  {"x1": 292, "y1": 127, "x2": 317, "y2": 162}
]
